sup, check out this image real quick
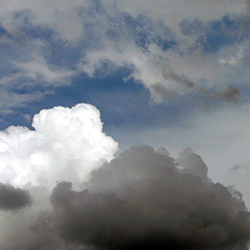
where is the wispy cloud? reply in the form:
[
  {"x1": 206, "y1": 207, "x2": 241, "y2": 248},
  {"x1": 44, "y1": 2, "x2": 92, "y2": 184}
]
[{"x1": 0, "y1": 0, "x2": 248, "y2": 112}]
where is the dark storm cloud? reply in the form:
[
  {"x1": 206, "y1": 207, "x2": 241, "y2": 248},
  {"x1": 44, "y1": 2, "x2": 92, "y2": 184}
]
[
  {"x1": 39, "y1": 146, "x2": 250, "y2": 250},
  {"x1": 0, "y1": 182, "x2": 32, "y2": 210}
]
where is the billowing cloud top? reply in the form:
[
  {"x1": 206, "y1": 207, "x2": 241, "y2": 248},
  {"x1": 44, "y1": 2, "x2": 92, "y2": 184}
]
[
  {"x1": 0, "y1": 103, "x2": 118, "y2": 188},
  {"x1": 0, "y1": 0, "x2": 250, "y2": 248},
  {"x1": 0, "y1": 104, "x2": 249, "y2": 250},
  {"x1": 29, "y1": 145, "x2": 250, "y2": 250}
]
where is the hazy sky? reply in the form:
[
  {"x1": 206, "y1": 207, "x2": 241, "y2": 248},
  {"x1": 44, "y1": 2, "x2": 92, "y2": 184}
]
[{"x1": 1, "y1": 0, "x2": 250, "y2": 249}]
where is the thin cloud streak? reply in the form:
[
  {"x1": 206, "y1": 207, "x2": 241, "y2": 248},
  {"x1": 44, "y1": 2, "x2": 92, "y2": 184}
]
[{"x1": 0, "y1": 0, "x2": 248, "y2": 111}]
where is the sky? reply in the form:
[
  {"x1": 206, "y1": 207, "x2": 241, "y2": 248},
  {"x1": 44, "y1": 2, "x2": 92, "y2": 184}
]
[{"x1": 1, "y1": 0, "x2": 250, "y2": 249}]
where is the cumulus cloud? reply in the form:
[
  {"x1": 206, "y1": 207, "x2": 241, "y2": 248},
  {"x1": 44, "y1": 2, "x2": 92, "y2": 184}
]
[
  {"x1": 28, "y1": 145, "x2": 250, "y2": 250},
  {"x1": 0, "y1": 103, "x2": 117, "y2": 249},
  {"x1": 0, "y1": 101, "x2": 249, "y2": 249},
  {"x1": 0, "y1": 182, "x2": 31, "y2": 210},
  {"x1": 0, "y1": 103, "x2": 118, "y2": 188},
  {"x1": 228, "y1": 161, "x2": 250, "y2": 210}
]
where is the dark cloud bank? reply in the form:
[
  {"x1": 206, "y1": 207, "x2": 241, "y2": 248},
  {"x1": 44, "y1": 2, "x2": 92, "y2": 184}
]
[
  {"x1": 0, "y1": 182, "x2": 31, "y2": 210},
  {"x1": 30, "y1": 145, "x2": 250, "y2": 250}
]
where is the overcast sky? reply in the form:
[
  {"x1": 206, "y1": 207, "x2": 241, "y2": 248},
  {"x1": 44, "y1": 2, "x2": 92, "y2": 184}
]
[{"x1": 1, "y1": 1, "x2": 250, "y2": 249}]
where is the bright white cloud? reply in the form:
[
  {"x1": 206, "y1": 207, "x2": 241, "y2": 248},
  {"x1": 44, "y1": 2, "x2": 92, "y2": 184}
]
[{"x1": 0, "y1": 103, "x2": 118, "y2": 188}]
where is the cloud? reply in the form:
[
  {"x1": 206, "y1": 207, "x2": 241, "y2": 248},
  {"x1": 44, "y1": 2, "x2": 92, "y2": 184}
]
[
  {"x1": 228, "y1": 161, "x2": 250, "y2": 210},
  {"x1": 0, "y1": 0, "x2": 86, "y2": 42},
  {"x1": 79, "y1": 37, "x2": 243, "y2": 104},
  {"x1": 0, "y1": 103, "x2": 117, "y2": 249},
  {"x1": 12, "y1": 53, "x2": 75, "y2": 86},
  {"x1": 218, "y1": 85, "x2": 241, "y2": 103},
  {"x1": 0, "y1": 103, "x2": 118, "y2": 188},
  {"x1": 77, "y1": 0, "x2": 248, "y2": 103},
  {"x1": 177, "y1": 147, "x2": 208, "y2": 180},
  {"x1": 0, "y1": 89, "x2": 49, "y2": 114},
  {"x1": 0, "y1": 183, "x2": 31, "y2": 210},
  {"x1": 31, "y1": 145, "x2": 250, "y2": 250},
  {"x1": 0, "y1": 103, "x2": 249, "y2": 249},
  {"x1": 0, "y1": 0, "x2": 248, "y2": 112}
]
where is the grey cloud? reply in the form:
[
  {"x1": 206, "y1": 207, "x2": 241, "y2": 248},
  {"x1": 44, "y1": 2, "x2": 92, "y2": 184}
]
[
  {"x1": 38, "y1": 145, "x2": 250, "y2": 250},
  {"x1": 0, "y1": 182, "x2": 32, "y2": 210},
  {"x1": 218, "y1": 85, "x2": 241, "y2": 103},
  {"x1": 149, "y1": 70, "x2": 240, "y2": 105},
  {"x1": 178, "y1": 147, "x2": 208, "y2": 180},
  {"x1": 149, "y1": 83, "x2": 176, "y2": 102},
  {"x1": 166, "y1": 71, "x2": 202, "y2": 91},
  {"x1": 240, "y1": 0, "x2": 250, "y2": 37}
]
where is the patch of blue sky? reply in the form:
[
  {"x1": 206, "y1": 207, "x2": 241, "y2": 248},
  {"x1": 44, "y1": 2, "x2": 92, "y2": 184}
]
[
  {"x1": 0, "y1": 26, "x2": 6, "y2": 35},
  {"x1": 204, "y1": 15, "x2": 242, "y2": 53},
  {"x1": 19, "y1": 23, "x2": 55, "y2": 42},
  {"x1": 12, "y1": 9, "x2": 34, "y2": 31},
  {"x1": 91, "y1": 0, "x2": 106, "y2": 14},
  {"x1": 55, "y1": 74, "x2": 193, "y2": 131},
  {"x1": 122, "y1": 13, "x2": 175, "y2": 50},
  {"x1": 180, "y1": 15, "x2": 242, "y2": 53},
  {"x1": 0, "y1": 68, "x2": 198, "y2": 132},
  {"x1": 238, "y1": 86, "x2": 250, "y2": 104},
  {"x1": 3, "y1": 24, "x2": 82, "y2": 73},
  {"x1": 44, "y1": 41, "x2": 83, "y2": 70},
  {"x1": 0, "y1": 44, "x2": 23, "y2": 77}
]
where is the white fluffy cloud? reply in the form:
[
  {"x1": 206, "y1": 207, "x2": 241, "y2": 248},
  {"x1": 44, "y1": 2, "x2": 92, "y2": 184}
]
[{"x1": 0, "y1": 103, "x2": 118, "y2": 188}]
